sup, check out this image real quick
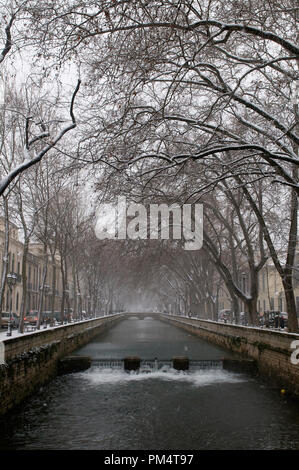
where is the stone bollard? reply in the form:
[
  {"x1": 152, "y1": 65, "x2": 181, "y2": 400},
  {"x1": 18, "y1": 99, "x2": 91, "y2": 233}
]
[
  {"x1": 58, "y1": 355, "x2": 91, "y2": 375},
  {"x1": 172, "y1": 356, "x2": 189, "y2": 371},
  {"x1": 222, "y1": 358, "x2": 257, "y2": 374},
  {"x1": 124, "y1": 356, "x2": 141, "y2": 371}
]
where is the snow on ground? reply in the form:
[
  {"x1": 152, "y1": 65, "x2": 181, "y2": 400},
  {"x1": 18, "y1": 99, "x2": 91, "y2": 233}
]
[
  {"x1": 0, "y1": 313, "x2": 121, "y2": 342},
  {"x1": 0, "y1": 314, "x2": 297, "y2": 343},
  {"x1": 0, "y1": 323, "x2": 62, "y2": 341}
]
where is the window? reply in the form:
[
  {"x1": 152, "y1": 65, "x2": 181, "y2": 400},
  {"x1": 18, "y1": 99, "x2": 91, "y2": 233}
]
[
  {"x1": 17, "y1": 261, "x2": 20, "y2": 274},
  {"x1": 12, "y1": 253, "x2": 15, "y2": 272},
  {"x1": 16, "y1": 292, "x2": 19, "y2": 312}
]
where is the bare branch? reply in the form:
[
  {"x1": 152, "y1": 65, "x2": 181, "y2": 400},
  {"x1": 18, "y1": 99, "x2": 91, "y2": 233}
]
[
  {"x1": 0, "y1": 79, "x2": 81, "y2": 196},
  {"x1": 0, "y1": 13, "x2": 15, "y2": 65}
]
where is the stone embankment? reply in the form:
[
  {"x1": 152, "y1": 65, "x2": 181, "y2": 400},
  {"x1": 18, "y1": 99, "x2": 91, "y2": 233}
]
[
  {"x1": 0, "y1": 315, "x2": 124, "y2": 415},
  {"x1": 160, "y1": 314, "x2": 299, "y2": 396}
]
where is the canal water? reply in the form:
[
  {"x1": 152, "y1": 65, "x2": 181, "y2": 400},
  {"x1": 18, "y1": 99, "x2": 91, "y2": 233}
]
[{"x1": 1, "y1": 316, "x2": 299, "y2": 450}]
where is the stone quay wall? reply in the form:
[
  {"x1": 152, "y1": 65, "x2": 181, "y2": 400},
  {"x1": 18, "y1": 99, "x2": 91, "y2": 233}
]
[
  {"x1": 0, "y1": 314, "x2": 124, "y2": 415},
  {"x1": 160, "y1": 314, "x2": 299, "y2": 396}
]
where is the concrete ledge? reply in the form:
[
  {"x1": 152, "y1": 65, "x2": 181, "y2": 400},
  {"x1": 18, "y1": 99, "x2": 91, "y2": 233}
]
[
  {"x1": 0, "y1": 314, "x2": 125, "y2": 415},
  {"x1": 160, "y1": 314, "x2": 299, "y2": 396},
  {"x1": 124, "y1": 356, "x2": 141, "y2": 371},
  {"x1": 172, "y1": 356, "x2": 189, "y2": 371},
  {"x1": 1, "y1": 314, "x2": 124, "y2": 363},
  {"x1": 58, "y1": 355, "x2": 91, "y2": 375},
  {"x1": 223, "y1": 358, "x2": 257, "y2": 374}
]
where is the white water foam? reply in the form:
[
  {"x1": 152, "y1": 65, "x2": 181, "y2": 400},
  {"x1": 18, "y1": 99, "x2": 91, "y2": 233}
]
[{"x1": 78, "y1": 367, "x2": 247, "y2": 387}]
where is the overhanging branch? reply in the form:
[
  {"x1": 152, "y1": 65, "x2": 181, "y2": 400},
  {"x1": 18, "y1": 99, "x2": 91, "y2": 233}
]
[
  {"x1": 0, "y1": 14, "x2": 15, "y2": 65},
  {"x1": 0, "y1": 79, "x2": 81, "y2": 196}
]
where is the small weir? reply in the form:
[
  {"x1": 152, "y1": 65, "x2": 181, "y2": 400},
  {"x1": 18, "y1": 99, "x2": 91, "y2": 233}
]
[
  {"x1": 59, "y1": 355, "x2": 256, "y2": 375},
  {"x1": 91, "y1": 357, "x2": 224, "y2": 373}
]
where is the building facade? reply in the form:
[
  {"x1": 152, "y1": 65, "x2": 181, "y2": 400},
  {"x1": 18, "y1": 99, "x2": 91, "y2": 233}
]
[
  {"x1": 215, "y1": 261, "x2": 299, "y2": 318},
  {"x1": 0, "y1": 218, "x2": 90, "y2": 319}
]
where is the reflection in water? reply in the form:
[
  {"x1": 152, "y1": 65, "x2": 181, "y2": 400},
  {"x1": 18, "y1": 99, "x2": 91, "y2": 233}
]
[
  {"x1": 75, "y1": 316, "x2": 237, "y2": 360},
  {"x1": 0, "y1": 317, "x2": 299, "y2": 450}
]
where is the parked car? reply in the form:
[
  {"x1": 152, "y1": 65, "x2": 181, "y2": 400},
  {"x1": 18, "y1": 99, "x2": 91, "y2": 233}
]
[
  {"x1": 280, "y1": 312, "x2": 288, "y2": 328},
  {"x1": 42, "y1": 311, "x2": 62, "y2": 324},
  {"x1": 12, "y1": 313, "x2": 20, "y2": 328},
  {"x1": 263, "y1": 311, "x2": 286, "y2": 328},
  {"x1": 42, "y1": 311, "x2": 53, "y2": 324},
  {"x1": 218, "y1": 309, "x2": 231, "y2": 323},
  {"x1": 1, "y1": 312, "x2": 19, "y2": 329},
  {"x1": 24, "y1": 312, "x2": 38, "y2": 325},
  {"x1": 258, "y1": 312, "x2": 266, "y2": 326},
  {"x1": 239, "y1": 311, "x2": 248, "y2": 326}
]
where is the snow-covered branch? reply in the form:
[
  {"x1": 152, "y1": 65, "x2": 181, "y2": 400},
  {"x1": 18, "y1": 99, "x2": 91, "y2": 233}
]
[
  {"x1": 0, "y1": 13, "x2": 15, "y2": 65},
  {"x1": 0, "y1": 79, "x2": 81, "y2": 196}
]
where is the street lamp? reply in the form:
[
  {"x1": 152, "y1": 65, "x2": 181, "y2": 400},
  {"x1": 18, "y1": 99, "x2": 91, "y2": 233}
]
[{"x1": 6, "y1": 272, "x2": 17, "y2": 337}]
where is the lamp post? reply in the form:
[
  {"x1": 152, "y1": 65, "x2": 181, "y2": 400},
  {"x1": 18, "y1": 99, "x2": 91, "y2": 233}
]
[{"x1": 6, "y1": 272, "x2": 17, "y2": 337}]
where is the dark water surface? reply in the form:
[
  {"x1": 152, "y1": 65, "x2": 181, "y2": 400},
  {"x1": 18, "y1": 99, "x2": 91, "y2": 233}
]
[{"x1": 1, "y1": 316, "x2": 299, "y2": 450}]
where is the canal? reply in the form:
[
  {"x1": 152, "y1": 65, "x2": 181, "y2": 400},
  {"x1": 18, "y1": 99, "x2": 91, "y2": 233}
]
[{"x1": 0, "y1": 316, "x2": 299, "y2": 450}]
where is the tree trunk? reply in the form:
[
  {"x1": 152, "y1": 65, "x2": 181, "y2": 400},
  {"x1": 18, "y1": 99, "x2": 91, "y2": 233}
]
[
  {"x1": 51, "y1": 258, "x2": 56, "y2": 321},
  {"x1": 60, "y1": 254, "x2": 66, "y2": 324},
  {"x1": 282, "y1": 169, "x2": 298, "y2": 333},
  {"x1": 19, "y1": 237, "x2": 29, "y2": 333},
  {"x1": 72, "y1": 261, "x2": 77, "y2": 320},
  {"x1": 0, "y1": 196, "x2": 9, "y2": 320},
  {"x1": 64, "y1": 258, "x2": 70, "y2": 322},
  {"x1": 245, "y1": 297, "x2": 259, "y2": 326},
  {"x1": 283, "y1": 277, "x2": 298, "y2": 332},
  {"x1": 37, "y1": 244, "x2": 48, "y2": 330},
  {"x1": 231, "y1": 295, "x2": 239, "y2": 324}
]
